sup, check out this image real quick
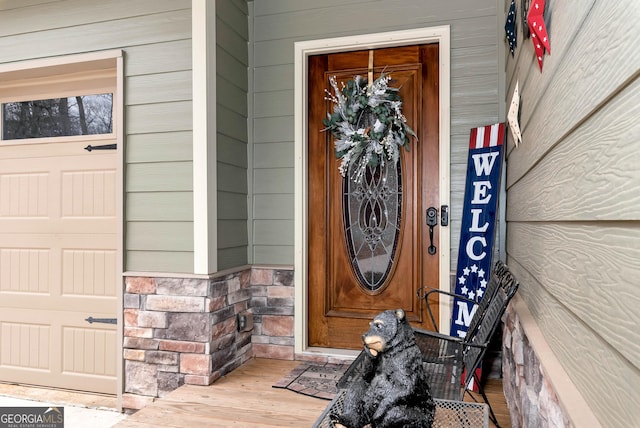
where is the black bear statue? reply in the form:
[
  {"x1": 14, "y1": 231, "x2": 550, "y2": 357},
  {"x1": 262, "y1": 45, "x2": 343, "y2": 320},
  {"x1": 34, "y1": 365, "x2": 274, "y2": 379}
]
[{"x1": 332, "y1": 309, "x2": 435, "y2": 428}]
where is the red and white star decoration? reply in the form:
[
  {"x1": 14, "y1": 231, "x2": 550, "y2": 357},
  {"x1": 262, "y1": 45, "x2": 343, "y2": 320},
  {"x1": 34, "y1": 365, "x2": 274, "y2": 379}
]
[{"x1": 528, "y1": 0, "x2": 551, "y2": 71}]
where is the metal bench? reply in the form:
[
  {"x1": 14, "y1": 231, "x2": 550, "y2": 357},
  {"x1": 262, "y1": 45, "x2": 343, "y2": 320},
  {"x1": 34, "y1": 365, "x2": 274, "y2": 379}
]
[
  {"x1": 314, "y1": 260, "x2": 518, "y2": 428},
  {"x1": 410, "y1": 260, "x2": 519, "y2": 426}
]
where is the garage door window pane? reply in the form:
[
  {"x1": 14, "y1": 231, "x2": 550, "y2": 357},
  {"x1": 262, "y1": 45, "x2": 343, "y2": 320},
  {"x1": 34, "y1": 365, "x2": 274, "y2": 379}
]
[{"x1": 2, "y1": 94, "x2": 113, "y2": 140}]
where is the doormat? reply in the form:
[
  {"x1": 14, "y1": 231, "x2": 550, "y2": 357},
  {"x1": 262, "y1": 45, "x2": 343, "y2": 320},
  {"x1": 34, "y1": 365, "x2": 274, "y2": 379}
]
[{"x1": 272, "y1": 362, "x2": 351, "y2": 400}]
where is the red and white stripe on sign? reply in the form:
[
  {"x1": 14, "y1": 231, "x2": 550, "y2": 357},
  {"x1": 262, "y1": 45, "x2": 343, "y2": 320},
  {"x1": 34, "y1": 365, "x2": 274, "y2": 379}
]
[{"x1": 469, "y1": 123, "x2": 505, "y2": 149}]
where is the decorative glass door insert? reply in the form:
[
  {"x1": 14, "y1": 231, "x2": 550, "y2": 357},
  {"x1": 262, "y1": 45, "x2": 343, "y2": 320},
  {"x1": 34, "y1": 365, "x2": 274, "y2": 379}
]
[{"x1": 343, "y1": 161, "x2": 402, "y2": 293}]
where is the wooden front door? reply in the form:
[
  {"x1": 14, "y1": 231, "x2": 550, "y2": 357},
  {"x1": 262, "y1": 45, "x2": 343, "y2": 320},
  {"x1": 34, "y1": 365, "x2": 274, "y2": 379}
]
[{"x1": 308, "y1": 44, "x2": 441, "y2": 349}]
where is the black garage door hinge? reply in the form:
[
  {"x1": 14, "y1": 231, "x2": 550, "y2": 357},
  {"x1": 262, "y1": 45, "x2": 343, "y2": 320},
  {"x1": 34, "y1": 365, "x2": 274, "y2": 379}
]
[
  {"x1": 84, "y1": 144, "x2": 117, "y2": 152},
  {"x1": 84, "y1": 316, "x2": 117, "y2": 325}
]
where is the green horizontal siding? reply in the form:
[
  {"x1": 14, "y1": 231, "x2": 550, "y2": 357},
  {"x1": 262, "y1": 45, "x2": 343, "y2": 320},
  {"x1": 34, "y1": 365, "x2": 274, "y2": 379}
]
[
  {"x1": 218, "y1": 219, "x2": 249, "y2": 248},
  {"x1": 216, "y1": 0, "x2": 249, "y2": 270},
  {"x1": 253, "y1": 194, "x2": 294, "y2": 220},
  {"x1": 125, "y1": 39, "x2": 192, "y2": 77},
  {"x1": 127, "y1": 192, "x2": 193, "y2": 221},
  {"x1": 127, "y1": 251, "x2": 194, "y2": 273},
  {"x1": 0, "y1": 9, "x2": 191, "y2": 63},
  {"x1": 217, "y1": 134, "x2": 247, "y2": 168},
  {"x1": 253, "y1": 90, "x2": 293, "y2": 118},
  {"x1": 126, "y1": 101, "x2": 193, "y2": 134},
  {"x1": 126, "y1": 71, "x2": 192, "y2": 105},
  {"x1": 504, "y1": 0, "x2": 640, "y2": 424},
  {"x1": 127, "y1": 132, "x2": 193, "y2": 164},
  {"x1": 127, "y1": 222, "x2": 193, "y2": 251},
  {"x1": 252, "y1": 245, "x2": 293, "y2": 266},
  {"x1": 217, "y1": 104, "x2": 248, "y2": 143},
  {"x1": 253, "y1": 220, "x2": 294, "y2": 246},
  {"x1": 0, "y1": 1, "x2": 195, "y2": 274},
  {"x1": 218, "y1": 192, "x2": 248, "y2": 220},
  {"x1": 126, "y1": 162, "x2": 193, "y2": 192},
  {"x1": 218, "y1": 163, "x2": 248, "y2": 194},
  {"x1": 249, "y1": 0, "x2": 502, "y2": 267},
  {"x1": 253, "y1": 168, "x2": 294, "y2": 194},
  {"x1": 253, "y1": 142, "x2": 294, "y2": 169}
]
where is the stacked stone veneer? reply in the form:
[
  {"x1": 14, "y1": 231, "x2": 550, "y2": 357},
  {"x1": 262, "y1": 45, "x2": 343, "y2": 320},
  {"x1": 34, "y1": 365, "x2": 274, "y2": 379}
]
[
  {"x1": 249, "y1": 268, "x2": 296, "y2": 360},
  {"x1": 248, "y1": 267, "x2": 363, "y2": 366},
  {"x1": 122, "y1": 269, "x2": 253, "y2": 412},
  {"x1": 502, "y1": 304, "x2": 571, "y2": 427},
  {"x1": 122, "y1": 267, "x2": 302, "y2": 411}
]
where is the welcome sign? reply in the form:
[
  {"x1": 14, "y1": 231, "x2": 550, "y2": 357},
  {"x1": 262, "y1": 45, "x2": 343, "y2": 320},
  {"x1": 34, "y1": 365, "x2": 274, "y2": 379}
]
[{"x1": 451, "y1": 123, "x2": 505, "y2": 339}]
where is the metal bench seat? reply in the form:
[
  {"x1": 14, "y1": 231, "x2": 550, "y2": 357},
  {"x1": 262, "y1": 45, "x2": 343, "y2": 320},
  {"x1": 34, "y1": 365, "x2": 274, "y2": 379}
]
[{"x1": 313, "y1": 389, "x2": 489, "y2": 428}]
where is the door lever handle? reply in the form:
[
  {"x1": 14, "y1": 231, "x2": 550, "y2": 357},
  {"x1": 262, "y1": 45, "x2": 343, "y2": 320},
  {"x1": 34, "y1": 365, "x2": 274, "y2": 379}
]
[{"x1": 426, "y1": 207, "x2": 438, "y2": 255}]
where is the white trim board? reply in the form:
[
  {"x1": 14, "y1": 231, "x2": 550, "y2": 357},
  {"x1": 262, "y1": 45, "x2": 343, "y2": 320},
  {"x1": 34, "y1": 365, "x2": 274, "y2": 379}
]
[
  {"x1": 293, "y1": 26, "x2": 452, "y2": 354},
  {"x1": 192, "y1": 0, "x2": 217, "y2": 275}
]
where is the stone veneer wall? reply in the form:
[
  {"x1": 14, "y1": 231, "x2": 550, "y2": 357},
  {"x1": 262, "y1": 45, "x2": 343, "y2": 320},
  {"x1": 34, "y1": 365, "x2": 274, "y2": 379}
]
[
  {"x1": 249, "y1": 267, "x2": 349, "y2": 366},
  {"x1": 249, "y1": 268, "x2": 296, "y2": 360},
  {"x1": 122, "y1": 266, "x2": 349, "y2": 412},
  {"x1": 122, "y1": 269, "x2": 253, "y2": 412},
  {"x1": 502, "y1": 304, "x2": 571, "y2": 428}
]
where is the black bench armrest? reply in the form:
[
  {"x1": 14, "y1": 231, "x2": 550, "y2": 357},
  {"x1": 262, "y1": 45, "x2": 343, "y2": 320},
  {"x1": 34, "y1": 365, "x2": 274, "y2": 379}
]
[{"x1": 418, "y1": 287, "x2": 479, "y2": 331}]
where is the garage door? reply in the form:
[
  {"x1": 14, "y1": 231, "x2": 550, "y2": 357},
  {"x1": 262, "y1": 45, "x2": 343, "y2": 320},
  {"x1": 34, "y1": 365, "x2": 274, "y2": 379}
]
[
  {"x1": 0, "y1": 60, "x2": 120, "y2": 394},
  {"x1": 0, "y1": 138, "x2": 118, "y2": 394}
]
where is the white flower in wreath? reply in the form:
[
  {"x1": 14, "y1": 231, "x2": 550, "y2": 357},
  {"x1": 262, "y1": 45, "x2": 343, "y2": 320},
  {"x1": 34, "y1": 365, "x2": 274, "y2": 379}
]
[{"x1": 373, "y1": 119, "x2": 385, "y2": 134}]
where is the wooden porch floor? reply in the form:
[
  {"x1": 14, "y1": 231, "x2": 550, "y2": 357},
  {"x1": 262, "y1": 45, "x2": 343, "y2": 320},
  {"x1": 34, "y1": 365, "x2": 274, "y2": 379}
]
[{"x1": 115, "y1": 358, "x2": 511, "y2": 427}]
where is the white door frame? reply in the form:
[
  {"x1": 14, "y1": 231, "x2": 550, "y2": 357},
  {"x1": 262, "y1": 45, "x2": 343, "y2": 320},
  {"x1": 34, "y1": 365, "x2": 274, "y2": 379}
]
[{"x1": 293, "y1": 26, "x2": 451, "y2": 355}]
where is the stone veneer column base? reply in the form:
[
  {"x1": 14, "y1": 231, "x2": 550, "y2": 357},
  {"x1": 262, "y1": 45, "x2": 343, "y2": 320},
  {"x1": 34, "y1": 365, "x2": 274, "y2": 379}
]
[
  {"x1": 122, "y1": 270, "x2": 253, "y2": 413},
  {"x1": 502, "y1": 296, "x2": 571, "y2": 428},
  {"x1": 249, "y1": 268, "x2": 296, "y2": 360},
  {"x1": 249, "y1": 267, "x2": 356, "y2": 368}
]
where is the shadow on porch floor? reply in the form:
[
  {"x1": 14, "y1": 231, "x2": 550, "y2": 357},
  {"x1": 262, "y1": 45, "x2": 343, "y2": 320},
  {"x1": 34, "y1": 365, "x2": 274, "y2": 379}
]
[{"x1": 114, "y1": 358, "x2": 511, "y2": 427}]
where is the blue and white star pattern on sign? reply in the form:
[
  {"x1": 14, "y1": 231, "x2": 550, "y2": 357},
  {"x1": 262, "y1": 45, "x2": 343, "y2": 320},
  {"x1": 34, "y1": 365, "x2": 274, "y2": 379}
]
[{"x1": 458, "y1": 264, "x2": 488, "y2": 300}]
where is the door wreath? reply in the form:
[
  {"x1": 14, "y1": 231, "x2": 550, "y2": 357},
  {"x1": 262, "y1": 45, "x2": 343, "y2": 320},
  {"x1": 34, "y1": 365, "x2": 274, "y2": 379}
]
[{"x1": 323, "y1": 73, "x2": 417, "y2": 182}]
